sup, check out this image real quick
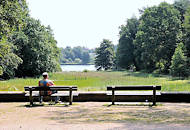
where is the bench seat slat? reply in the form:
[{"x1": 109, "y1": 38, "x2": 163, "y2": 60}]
[
  {"x1": 24, "y1": 86, "x2": 77, "y2": 91},
  {"x1": 51, "y1": 92, "x2": 79, "y2": 96},
  {"x1": 25, "y1": 92, "x2": 39, "y2": 96},
  {"x1": 107, "y1": 86, "x2": 161, "y2": 90},
  {"x1": 106, "y1": 91, "x2": 161, "y2": 96},
  {"x1": 25, "y1": 92, "x2": 79, "y2": 97}
]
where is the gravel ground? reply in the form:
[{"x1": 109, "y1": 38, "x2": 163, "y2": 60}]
[{"x1": 1, "y1": 102, "x2": 190, "y2": 130}]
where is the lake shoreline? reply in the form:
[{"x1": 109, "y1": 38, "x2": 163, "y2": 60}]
[{"x1": 61, "y1": 64, "x2": 96, "y2": 71}]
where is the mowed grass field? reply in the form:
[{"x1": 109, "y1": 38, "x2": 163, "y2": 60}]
[{"x1": 0, "y1": 71, "x2": 190, "y2": 92}]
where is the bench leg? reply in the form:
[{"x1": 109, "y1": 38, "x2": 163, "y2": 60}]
[
  {"x1": 39, "y1": 96, "x2": 43, "y2": 104},
  {"x1": 29, "y1": 88, "x2": 33, "y2": 106},
  {"x1": 69, "y1": 87, "x2": 73, "y2": 105},
  {"x1": 153, "y1": 86, "x2": 156, "y2": 106},
  {"x1": 112, "y1": 88, "x2": 115, "y2": 105}
]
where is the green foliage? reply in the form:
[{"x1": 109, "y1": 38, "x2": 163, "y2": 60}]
[
  {"x1": 0, "y1": 39, "x2": 9, "y2": 75},
  {"x1": 0, "y1": 37, "x2": 23, "y2": 79},
  {"x1": 174, "y1": 0, "x2": 190, "y2": 50},
  {"x1": 0, "y1": 66, "x2": 3, "y2": 76},
  {"x1": 83, "y1": 69, "x2": 88, "y2": 73},
  {"x1": 184, "y1": 7, "x2": 190, "y2": 31},
  {"x1": 74, "y1": 58, "x2": 82, "y2": 64},
  {"x1": 0, "y1": 0, "x2": 61, "y2": 79},
  {"x1": 95, "y1": 39, "x2": 115, "y2": 70},
  {"x1": 170, "y1": 43, "x2": 189, "y2": 77},
  {"x1": 115, "y1": 1, "x2": 190, "y2": 77},
  {"x1": 0, "y1": 0, "x2": 28, "y2": 38},
  {"x1": 73, "y1": 46, "x2": 83, "y2": 60},
  {"x1": 0, "y1": 0, "x2": 28, "y2": 78},
  {"x1": 174, "y1": 0, "x2": 190, "y2": 23},
  {"x1": 82, "y1": 51, "x2": 90, "y2": 64},
  {"x1": 184, "y1": 6, "x2": 190, "y2": 57},
  {"x1": 60, "y1": 46, "x2": 93, "y2": 64},
  {"x1": 116, "y1": 17, "x2": 139, "y2": 69},
  {"x1": 61, "y1": 46, "x2": 75, "y2": 62},
  {"x1": 10, "y1": 18, "x2": 61, "y2": 77},
  {"x1": 134, "y1": 2, "x2": 182, "y2": 73}
]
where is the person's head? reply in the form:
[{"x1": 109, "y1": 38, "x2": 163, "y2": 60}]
[{"x1": 42, "y1": 72, "x2": 48, "y2": 79}]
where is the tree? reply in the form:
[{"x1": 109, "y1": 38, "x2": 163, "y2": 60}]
[
  {"x1": 0, "y1": 0, "x2": 28, "y2": 38},
  {"x1": 10, "y1": 18, "x2": 61, "y2": 77},
  {"x1": 184, "y1": 6, "x2": 190, "y2": 57},
  {"x1": 63, "y1": 46, "x2": 75, "y2": 62},
  {"x1": 74, "y1": 58, "x2": 82, "y2": 64},
  {"x1": 173, "y1": 0, "x2": 190, "y2": 23},
  {"x1": 0, "y1": 40, "x2": 22, "y2": 79},
  {"x1": 174, "y1": 0, "x2": 190, "y2": 45},
  {"x1": 134, "y1": 2, "x2": 182, "y2": 73},
  {"x1": 0, "y1": 0, "x2": 28, "y2": 77},
  {"x1": 170, "y1": 43, "x2": 189, "y2": 77},
  {"x1": 116, "y1": 17, "x2": 139, "y2": 69},
  {"x1": 95, "y1": 39, "x2": 115, "y2": 70},
  {"x1": 82, "y1": 51, "x2": 90, "y2": 64},
  {"x1": 183, "y1": 6, "x2": 190, "y2": 73},
  {"x1": 73, "y1": 46, "x2": 83, "y2": 59}
]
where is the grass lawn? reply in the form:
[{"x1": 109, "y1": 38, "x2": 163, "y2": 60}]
[{"x1": 0, "y1": 71, "x2": 190, "y2": 92}]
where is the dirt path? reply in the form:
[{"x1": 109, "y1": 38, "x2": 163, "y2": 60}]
[{"x1": 1, "y1": 102, "x2": 190, "y2": 130}]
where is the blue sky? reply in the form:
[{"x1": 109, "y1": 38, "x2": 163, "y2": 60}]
[{"x1": 26, "y1": 0, "x2": 174, "y2": 49}]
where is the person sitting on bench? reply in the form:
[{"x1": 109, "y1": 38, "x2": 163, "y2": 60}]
[{"x1": 39, "y1": 72, "x2": 60, "y2": 103}]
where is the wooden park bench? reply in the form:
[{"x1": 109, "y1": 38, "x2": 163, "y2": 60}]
[
  {"x1": 107, "y1": 85, "x2": 161, "y2": 106},
  {"x1": 24, "y1": 86, "x2": 77, "y2": 106}
]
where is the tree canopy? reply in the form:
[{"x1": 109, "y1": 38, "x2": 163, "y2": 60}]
[
  {"x1": 114, "y1": 0, "x2": 190, "y2": 77},
  {"x1": 116, "y1": 17, "x2": 139, "y2": 69},
  {"x1": 0, "y1": 0, "x2": 28, "y2": 77},
  {"x1": 0, "y1": 0, "x2": 61, "y2": 79},
  {"x1": 116, "y1": 2, "x2": 184, "y2": 75},
  {"x1": 10, "y1": 18, "x2": 61, "y2": 77},
  {"x1": 95, "y1": 39, "x2": 115, "y2": 70},
  {"x1": 135, "y1": 2, "x2": 181, "y2": 73}
]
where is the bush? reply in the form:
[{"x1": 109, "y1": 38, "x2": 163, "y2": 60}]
[{"x1": 83, "y1": 69, "x2": 88, "y2": 73}]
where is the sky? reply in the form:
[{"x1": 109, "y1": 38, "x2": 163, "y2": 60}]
[{"x1": 26, "y1": 0, "x2": 174, "y2": 49}]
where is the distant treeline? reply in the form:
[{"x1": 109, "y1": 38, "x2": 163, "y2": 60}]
[
  {"x1": 60, "y1": 46, "x2": 95, "y2": 64},
  {"x1": 95, "y1": 0, "x2": 190, "y2": 78}
]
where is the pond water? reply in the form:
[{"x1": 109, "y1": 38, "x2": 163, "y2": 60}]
[{"x1": 61, "y1": 64, "x2": 96, "y2": 72}]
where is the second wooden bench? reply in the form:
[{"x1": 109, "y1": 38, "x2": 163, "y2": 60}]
[{"x1": 107, "y1": 85, "x2": 161, "y2": 106}]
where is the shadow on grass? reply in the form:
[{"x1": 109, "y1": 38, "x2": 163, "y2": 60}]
[
  {"x1": 168, "y1": 77, "x2": 187, "y2": 81},
  {"x1": 124, "y1": 71, "x2": 188, "y2": 81},
  {"x1": 123, "y1": 71, "x2": 165, "y2": 78}
]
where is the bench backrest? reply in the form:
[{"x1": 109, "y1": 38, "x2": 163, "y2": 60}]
[
  {"x1": 107, "y1": 85, "x2": 161, "y2": 91},
  {"x1": 24, "y1": 86, "x2": 77, "y2": 91}
]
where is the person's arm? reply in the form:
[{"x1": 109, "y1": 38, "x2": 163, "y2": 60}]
[
  {"x1": 49, "y1": 80, "x2": 54, "y2": 86},
  {"x1": 38, "y1": 81, "x2": 40, "y2": 86}
]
